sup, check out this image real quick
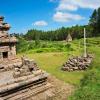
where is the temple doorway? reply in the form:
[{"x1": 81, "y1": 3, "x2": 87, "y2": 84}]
[{"x1": 3, "y1": 52, "x2": 8, "y2": 58}]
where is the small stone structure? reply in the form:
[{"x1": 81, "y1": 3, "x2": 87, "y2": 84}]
[
  {"x1": 0, "y1": 16, "x2": 18, "y2": 61},
  {"x1": 66, "y1": 33, "x2": 72, "y2": 42},
  {"x1": 61, "y1": 54, "x2": 93, "y2": 71}
]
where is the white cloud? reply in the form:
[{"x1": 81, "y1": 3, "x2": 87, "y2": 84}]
[
  {"x1": 53, "y1": 0, "x2": 99, "y2": 23},
  {"x1": 53, "y1": 11, "x2": 84, "y2": 22},
  {"x1": 57, "y1": 3, "x2": 78, "y2": 11},
  {"x1": 57, "y1": 0, "x2": 100, "y2": 11},
  {"x1": 33, "y1": 20, "x2": 48, "y2": 26},
  {"x1": 76, "y1": 0, "x2": 100, "y2": 9}
]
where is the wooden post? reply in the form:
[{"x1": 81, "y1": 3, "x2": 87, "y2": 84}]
[{"x1": 84, "y1": 28, "x2": 87, "y2": 57}]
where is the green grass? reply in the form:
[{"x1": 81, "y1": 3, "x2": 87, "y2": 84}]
[
  {"x1": 17, "y1": 38, "x2": 74, "y2": 53},
  {"x1": 18, "y1": 37, "x2": 100, "y2": 87},
  {"x1": 17, "y1": 38, "x2": 85, "y2": 85},
  {"x1": 18, "y1": 52, "x2": 85, "y2": 85},
  {"x1": 17, "y1": 37, "x2": 100, "y2": 99},
  {"x1": 69, "y1": 38, "x2": 100, "y2": 100}
]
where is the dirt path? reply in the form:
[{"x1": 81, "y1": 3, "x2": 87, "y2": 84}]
[{"x1": 48, "y1": 75, "x2": 74, "y2": 100}]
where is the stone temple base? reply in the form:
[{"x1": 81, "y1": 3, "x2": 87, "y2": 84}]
[{"x1": 0, "y1": 57, "x2": 54, "y2": 100}]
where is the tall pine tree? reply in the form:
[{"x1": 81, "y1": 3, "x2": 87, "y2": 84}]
[{"x1": 89, "y1": 7, "x2": 100, "y2": 36}]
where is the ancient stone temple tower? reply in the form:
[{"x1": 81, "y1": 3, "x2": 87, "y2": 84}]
[
  {"x1": 0, "y1": 16, "x2": 18, "y2": 60},
  {"x1": 0, "y1": 16, "x2": 54, "y2": 100}
]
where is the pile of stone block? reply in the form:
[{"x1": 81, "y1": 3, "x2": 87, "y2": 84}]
[
  {"x1": 13, "y1": 57, "x2": 39, "y2": 78},
  {"x1": 61, "y1": 54, "x2": 93, "y2": 71}
]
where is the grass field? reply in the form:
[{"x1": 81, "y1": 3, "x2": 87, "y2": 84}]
[
  {"x1": 69, "y1": 38, "x2": 100, "y2": 100},
  {"x1": 18, "y1": 37, "x2": 100, "y2": 86},
  {"x1": 19, "y1": 52, "x2": 85, "y2": 85},
  {"x1": 18, "y1": 37, "x2": 100, "y2": 99}
]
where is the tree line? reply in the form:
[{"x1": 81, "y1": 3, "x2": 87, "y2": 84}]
[{"x1": 23, "y1": 25, "x2": 93, "y2": 41}]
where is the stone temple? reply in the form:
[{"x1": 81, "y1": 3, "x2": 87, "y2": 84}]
[
  {"x1": 0, "y1": 16, "x2": 54, "y2": 100},
  {"x1": 0, "y1": 16, "x2": 18, "y2": 61}
]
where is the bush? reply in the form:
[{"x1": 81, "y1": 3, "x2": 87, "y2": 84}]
[{"x1": 17, "y1": 39, "x2": 75, "y2": 53}]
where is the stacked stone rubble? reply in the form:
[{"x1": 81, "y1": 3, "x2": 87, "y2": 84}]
[
  {"x1": 61, "y1": 54, "x2": 93, "y2": 71},
  {"x1": 13, "y1": 57, "x2": 40, "y2": 78}
]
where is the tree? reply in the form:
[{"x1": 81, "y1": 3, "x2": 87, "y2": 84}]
[
  {"x1": 89, "y1": 7, "x2": 100, "y2": 36},
  {"x1": 97, "y1": 7, "x2": 100, "y2": 35}
]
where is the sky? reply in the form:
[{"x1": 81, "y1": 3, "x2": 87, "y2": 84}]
[{"x1": 0, "y1": 0, "x2": 100, "y2": 33}]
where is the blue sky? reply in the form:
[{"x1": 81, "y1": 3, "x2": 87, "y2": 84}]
[{"x1": 0, "y1": 0, "x2": 99, "y2": 33}]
